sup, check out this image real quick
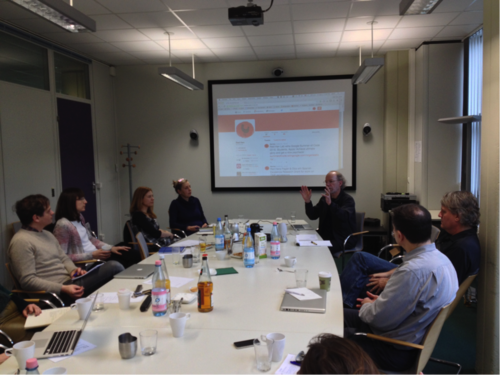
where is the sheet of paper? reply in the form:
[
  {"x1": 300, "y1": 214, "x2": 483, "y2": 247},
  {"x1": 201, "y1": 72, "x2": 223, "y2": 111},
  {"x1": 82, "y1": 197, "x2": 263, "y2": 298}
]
[
  {"x1": 275, "y1": 354, "x2": 300, "y2": 374},
  {"x1": 295, "y1": 234, "x2": 318, "y2": 241},
  {"x1": 296, "y1": 240, "x2": 332, "y2": 247},
  {"x1": 25, "y1": 307, "x2": 72, "y2": 329},
  {"x1": 143, "y1": 276, "x2": 193, "y2": 288},
  {"x1": 170, "y1": 240, "x2": 200, "y2": 247},
  {"x1": 285, "y1": 288, "x2": 322, "y2": 301},
  {"x1": 89, "y1": 292, "x2": 145, "y2": 304},
  {"x1": 49, "y1": 339, "x2": 96, "y2": 362}
]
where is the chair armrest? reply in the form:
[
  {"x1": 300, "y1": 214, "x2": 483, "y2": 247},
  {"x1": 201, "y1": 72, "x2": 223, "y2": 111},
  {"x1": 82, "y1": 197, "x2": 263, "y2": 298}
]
[
  {"x1": 12, "y1": 290, "x2": 65, "y2": 307},
  {"x1": 354, "y1": 332, "x2": 424, "y2": 350},
  {"x1": 377, "y1": 244, "x2": 402, "y2": 258},
  {"x1": 24, "y1": 299, "x2": 57, "y2": 309},
  {"x1": 0, "y1": 329, "x2": 14, "y2": 346}
]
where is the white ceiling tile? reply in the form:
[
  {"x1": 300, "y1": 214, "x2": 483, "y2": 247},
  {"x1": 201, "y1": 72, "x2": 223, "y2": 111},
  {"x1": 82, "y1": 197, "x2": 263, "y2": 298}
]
[
  {"x1": 341, "y1": 29, "x2": 392, "y2": 42},
  {"x1": 93, "y1": 15, "x2": 133, "y2": 30},
  {"x1": 117, "y1": 12, "x2": 181, "y2": 28},
  {"x1": 202, "y1": 37, "x2": 250, "y2": 49},
  {"x1": 111, "y1": 41, "x2": 164, "y2": 52},
  {"x1": 243, "y1": 22, "x2": 293, "y2": 36},
  {"x1": 349, "y1": 0, "x2": 400, "y2": 18},
  {"x1": 126, "y1": 50, "x2": 170, "y2": 59},
  {"x1": 176, "y1": 9, "x2": 230, "y2": 26},
  {"x1": 211, "y1": 47, "x2": 256, "y2": 57},
  {"x1": 140, "y1": 27, "x2": 194, "y2": 40},
  {"x1": 248, "y1": 34, "x2": 294, "y2": 47},
  {"x1": 157, "y1": 38, "x2": 207, "y2": 49},
  {"x1": 40, "y1": 32, "x2": 103, "y2": 44},
  {"x1": 264, "y1": 5, "x2": 292, "y2": 22},
  {"x1": 0, "y1": 1, "x2": 37, "y2": 19},
  {"x1": 257, "y1": 53, "x2": 297, "y2": 61},
  {"x1": 165, "y1": 0, "x2": 228, "y2": 11},
  {"x1": 191, "y1": 25, "x2": 244, "y2": 38},
  {"x1": 9, "y1": 18, "x2": 68, "y2": 33},
  {"x1": 389, "y1": 26, "x2": 444, "y2": 40},
  {"x1": 436, "y1": 24, "x2": 480, "y2": 38},
  {"x1": 295, "y1": 32, "x2": 342, "y2": 45},
  {"x1": 432, "y1": 0, "x2": 477, "y2": 13},
  {"x1": 291, "y1": 2, "x2": 351, "y2": 20},
  {"x1": 73, "y1": 0, "x2": 112, "y2": 15},
  {"x1": 96, "y1": 51, "x2": 144, "y2": 63},
  {"x1": 69, "y1": 42, "x2": 122, "y2": 54},
  {"x1": 338, "y1": 40, "x2": 384, "y2": 51},
  {"x1": 297, "y1": 50, "x2": 336, "y2": 58},
  {"x1": 293, "y1": 19, "x2": 346, "y2": 33},
  {"x1": 254, "y1": 45, "x2": 296, "y2": 55},
  {"x1": 466, "y1": 0, "x2": 483, "y2": 11},
  {"x1": 449, "y1": 11, "x2": 483, "y2": 25},
  {"x1": 95, "y1": 0, "x2": 167, "y2": 13},
  {"x1": 398, "y1": 13, "x2": 459, "y2": 27},
  {"x1": 93, "y1": 29, "x2": 151, "y2": 42},
  {"x1": 172, "y1": 49, "x2": 216, "y2": 58},
  {"x1": 296, "y1": 43, "x2": 338, "y2": 53},
  {"x1": 345, "y1": 16, "x2": 402, "y2": 30},
  {"x1": 380, "y1": 39, "x2": 422, "y2": 49}
]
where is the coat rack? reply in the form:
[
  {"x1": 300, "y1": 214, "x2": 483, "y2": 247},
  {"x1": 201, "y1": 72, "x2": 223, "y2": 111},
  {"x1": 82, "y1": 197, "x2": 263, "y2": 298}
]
[{"x1": 120, "y1": 144, "x2": 140, "y2": 203}]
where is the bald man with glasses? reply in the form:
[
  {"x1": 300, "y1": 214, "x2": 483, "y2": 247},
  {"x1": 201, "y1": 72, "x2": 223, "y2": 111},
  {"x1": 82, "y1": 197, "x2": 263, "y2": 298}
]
[{"x1": 300, "y1": 171, "x2": 357, "y2": 257}]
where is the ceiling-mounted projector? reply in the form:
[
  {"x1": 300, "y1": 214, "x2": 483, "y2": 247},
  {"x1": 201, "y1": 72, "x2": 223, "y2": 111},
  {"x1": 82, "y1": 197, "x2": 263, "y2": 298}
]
[{"x1": 228, "y1": 3, "x2": 263, "y2": 26}]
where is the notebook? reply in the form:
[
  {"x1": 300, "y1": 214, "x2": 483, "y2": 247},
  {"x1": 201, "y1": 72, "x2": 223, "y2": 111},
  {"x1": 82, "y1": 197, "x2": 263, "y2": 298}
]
[
  {"x1": 280, "y1": 288, "x2": 327, "y2": 314},
  {"x1": 114, "y1": 264, "x2": 155, "y2": 279},
  {"x1": 32, "y1": 293, "x2": 97, "y2": 358}
]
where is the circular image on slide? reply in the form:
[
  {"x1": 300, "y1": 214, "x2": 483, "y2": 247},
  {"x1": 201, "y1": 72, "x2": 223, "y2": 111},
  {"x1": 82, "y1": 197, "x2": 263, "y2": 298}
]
[
  {"x1": 264, "y1": 144, "x2": 269, "y2": 148},
  {"x1": 265, "y1": 166, "x2": 269, "y2": 170},
  {"x1": 236, "y1": 121, "x2": 255, "y2": 138}
]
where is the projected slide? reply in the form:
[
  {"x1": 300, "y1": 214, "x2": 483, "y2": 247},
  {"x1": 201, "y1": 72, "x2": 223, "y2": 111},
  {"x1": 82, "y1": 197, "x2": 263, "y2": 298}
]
[
  {"x1": 217, "y1": 93, "x2": 344, "y2": 177},
  {"x1": 209, "y1": 76, "x2": 356, "y2": 191}
]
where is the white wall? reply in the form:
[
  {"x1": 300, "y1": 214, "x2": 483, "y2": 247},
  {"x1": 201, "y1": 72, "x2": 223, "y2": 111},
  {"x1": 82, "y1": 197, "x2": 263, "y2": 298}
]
[{"x1": 114, "y1": 57, "x2": 385, "y2": 231}]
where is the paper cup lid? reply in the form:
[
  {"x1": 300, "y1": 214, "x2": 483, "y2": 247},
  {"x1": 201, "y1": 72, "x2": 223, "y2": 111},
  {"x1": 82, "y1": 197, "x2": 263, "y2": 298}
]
[{"x1": 318, "y1": 272, "x2": 332, "y2": 278}]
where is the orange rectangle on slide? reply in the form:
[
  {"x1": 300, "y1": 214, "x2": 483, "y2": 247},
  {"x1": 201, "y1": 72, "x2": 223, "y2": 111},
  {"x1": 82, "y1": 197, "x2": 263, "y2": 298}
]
[{"x1": 218, "y1": 110, "x2": 339, "y2": 133}]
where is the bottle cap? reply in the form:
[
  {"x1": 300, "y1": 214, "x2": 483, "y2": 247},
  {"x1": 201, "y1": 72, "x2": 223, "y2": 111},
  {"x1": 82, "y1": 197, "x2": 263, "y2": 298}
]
[
  {"x1": 155, "y1": 260, "x2": 161, "y2": 265},
  {"x1": 273, "y1": 221, "x2": 277, "y2": 225},
  {"x1": 26, "y1": 358, "x2": 38, "y2": 369},
  {"x1": 247, "y1": 227, "x2": 251, "y2": 232},
  {"x1": 217, "y1": 217, "x2": 221, "y2": 221},
  {"x1": 202, "y1": 254, "x2": 208, "y2": 259}
]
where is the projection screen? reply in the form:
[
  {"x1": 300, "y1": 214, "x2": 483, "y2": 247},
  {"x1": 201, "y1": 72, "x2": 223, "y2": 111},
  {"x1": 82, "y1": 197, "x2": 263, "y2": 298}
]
[{"x1": 209, "y1": 76, "x2": 356, "y2": 191}]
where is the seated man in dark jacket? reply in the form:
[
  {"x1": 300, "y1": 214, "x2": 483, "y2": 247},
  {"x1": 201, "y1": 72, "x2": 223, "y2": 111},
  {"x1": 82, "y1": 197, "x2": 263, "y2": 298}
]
[{"x1": 300, "y1": 171, "x2": 356, "y2": 257}]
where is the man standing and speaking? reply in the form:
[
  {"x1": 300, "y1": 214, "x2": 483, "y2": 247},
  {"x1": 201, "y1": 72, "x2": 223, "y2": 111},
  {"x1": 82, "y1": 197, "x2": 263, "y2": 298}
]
[{"x1": 300, "y1": 171, "x2": 356, "y2": 257}]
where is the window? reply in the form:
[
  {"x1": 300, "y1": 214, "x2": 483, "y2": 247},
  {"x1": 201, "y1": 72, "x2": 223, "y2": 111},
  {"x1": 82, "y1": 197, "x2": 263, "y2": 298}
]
[{"x1": 54, "y1": 52, "x2": 90, "y2": 99}]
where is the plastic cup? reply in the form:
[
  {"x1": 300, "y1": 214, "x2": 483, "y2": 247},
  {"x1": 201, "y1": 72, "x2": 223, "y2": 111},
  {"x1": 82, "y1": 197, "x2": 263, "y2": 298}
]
[
  {"x1": 117, "y1": 289, "x2": 131, "y2": 310},
  {"x1": 295, "y1": 269, "x2": 308, "y2": 288},
  {"x1": 92, "y1": 293, "x2": 105, "y2": 311},
  {"x1": 319, "y1": 271, "x2": 332, "y2": 291},
  {"x1": 254, "y1": 338, "x2": 273, "y2": 372},
  {"x1": 172, "y1": 247, "x2": 181, "y2": 265},
  {"x1": 215, "y1": 250, "x2": 227, "y2": 260},
  {"x1": 169, "y1": 312, "x2": 191, "y2": 338},
  {"x1": 140, "y1": 330, "x2": 157, "y2": 356}
]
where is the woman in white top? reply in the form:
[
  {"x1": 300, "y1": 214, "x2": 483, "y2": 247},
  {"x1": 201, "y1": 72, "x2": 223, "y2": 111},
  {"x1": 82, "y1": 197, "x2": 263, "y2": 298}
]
[{"x1": 53, "y1": 188, "x2": 129, "y2": 263}]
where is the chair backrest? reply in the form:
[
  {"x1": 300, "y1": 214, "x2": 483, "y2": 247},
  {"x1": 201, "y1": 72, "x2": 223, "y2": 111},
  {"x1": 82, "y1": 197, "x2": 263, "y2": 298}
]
[
  {"x1": 414, "y1": 303, "x2": 452, "y2": 374},
  {"x1": 430, "y1": 225, "x2": 441, "y2": 243},
  {"x1": 125, "y1": 220, "x2": 140, "y2": 251},
  {"x1": 447, "y1": 274, "x2": 478, "y2": 318},
  {"x1": 135, "y1": 232, "x2": 150, "y2": 261},
  {"x1": 5, "y1": 263, "x2": 21, "y2": 290},
  {"x1": 350, "y1": 212, "x2": 366, "y2": 251},
  {"x1": 11, "y1": 221, "x2": 22, "y2": 234}
]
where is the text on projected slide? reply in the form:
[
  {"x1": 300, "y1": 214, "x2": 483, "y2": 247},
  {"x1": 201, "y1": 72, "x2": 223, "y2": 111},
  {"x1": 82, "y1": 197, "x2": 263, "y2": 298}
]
[{"x1": 217, "y1": 93, "x2": 345, "y2": 177}]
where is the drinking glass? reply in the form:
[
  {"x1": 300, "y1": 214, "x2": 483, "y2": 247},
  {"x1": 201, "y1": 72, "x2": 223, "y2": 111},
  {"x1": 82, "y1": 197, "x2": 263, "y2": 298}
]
[
  {"x1": 295, "y1": 269, "x2": 308, "y2": 288},
  {"x1": 140, "y1": 330, "x2": 157, "y2": 356},
  {"x1": 238, "y1": 214, "x2": 244, "y2": 224},
  {"x1": 92, "y1": 293, "x2": 105, "y2": 311},
  {"x1": 290, "y1": 211, "x2": 296, "y2": 224},
  {"x1": 198, "y1": 237, "x2": 207, "y2": 254},
  {"x1": 172, "y1": 247, "x2": 181, "y2": 265},
  {"x1": 254, "y1": 338, "x2": 273, "y2": 372},
  {"x1": 192, "y1": 244, "x2": 201, "y2": 264}
]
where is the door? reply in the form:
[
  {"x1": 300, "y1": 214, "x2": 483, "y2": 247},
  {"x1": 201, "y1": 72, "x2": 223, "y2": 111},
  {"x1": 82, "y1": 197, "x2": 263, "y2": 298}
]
[{"x1": 57, "y1": 98, "x2": 98, "y2": 232}]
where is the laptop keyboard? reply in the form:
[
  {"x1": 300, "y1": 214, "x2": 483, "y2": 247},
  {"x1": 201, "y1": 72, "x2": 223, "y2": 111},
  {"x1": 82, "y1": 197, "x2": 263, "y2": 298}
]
[{"x1": 44, "y1": 330, "x2": 77, "y2": 355}]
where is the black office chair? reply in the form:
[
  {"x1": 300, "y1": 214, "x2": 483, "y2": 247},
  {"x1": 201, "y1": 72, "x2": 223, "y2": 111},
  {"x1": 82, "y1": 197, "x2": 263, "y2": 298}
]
[{"x1": 333, "y1": 212, "x2": 368, "y2": 271}]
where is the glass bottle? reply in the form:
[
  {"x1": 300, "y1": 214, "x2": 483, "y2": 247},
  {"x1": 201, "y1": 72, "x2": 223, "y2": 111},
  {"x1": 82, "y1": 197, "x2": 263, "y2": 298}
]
[
  {"x1": 151, "y1": 260, "x2": 167, "y2": 316},
  {"x1": 243, "y1": 227, "x2": 255, "y2": 268},
  {"x1": 270, "y1": 222, "x2": 281, "y2": 259},
  {"x1": 158, "y1": 254, "x2": 171, "y2": 306},
  {"x1": 224, "y1": 215, "x2": 232, "y2": 254},
  {"x1": 215, "y1": 217, "x2": 224, "y2": 251},
  {"x1": 198, "y1": 255, "x2": 213, "y2": 312}
]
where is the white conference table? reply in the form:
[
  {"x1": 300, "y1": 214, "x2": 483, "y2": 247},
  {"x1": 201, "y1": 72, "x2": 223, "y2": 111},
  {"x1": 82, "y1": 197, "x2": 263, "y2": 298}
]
[{"x1": 3, "y1": 221, "x2": 343, "y2": 374}]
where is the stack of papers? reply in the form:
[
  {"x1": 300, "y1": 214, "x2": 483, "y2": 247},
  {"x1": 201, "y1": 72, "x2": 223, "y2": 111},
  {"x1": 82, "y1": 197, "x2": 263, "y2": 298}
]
[
  {"x1": 25, "y1": 307, "x2": 71, "y2": 329},
  {"x1": 285, "y1": 288, "x2": 322, "y2": 301},
  {"x1": 295, "y1": 234, "x2": 332, "y2": 247}
]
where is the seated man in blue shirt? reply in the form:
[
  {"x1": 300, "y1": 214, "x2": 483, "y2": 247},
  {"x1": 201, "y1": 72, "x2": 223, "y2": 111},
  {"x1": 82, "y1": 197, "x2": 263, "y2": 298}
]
[
  {"x1": 341, "y1": 191, "x2": 480, "y2": 308},
  {"x1": 344, "y1": 204, "x2": 458, "y2": 372}
]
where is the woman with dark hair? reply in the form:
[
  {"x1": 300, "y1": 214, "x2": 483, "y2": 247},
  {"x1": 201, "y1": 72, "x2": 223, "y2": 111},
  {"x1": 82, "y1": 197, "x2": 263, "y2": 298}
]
[
  {"x1": 130, "y1": 187, "x2": 173, "y2": 244},
  {"x1": 169, "y1": 178, "x2": 208, "y2": 236},
  {"x1": 53, "y1": 188, "x2": 130, "y2": 263},
  {"x1": 298, "y1": 333, "x2": 379, "y2": 374}
]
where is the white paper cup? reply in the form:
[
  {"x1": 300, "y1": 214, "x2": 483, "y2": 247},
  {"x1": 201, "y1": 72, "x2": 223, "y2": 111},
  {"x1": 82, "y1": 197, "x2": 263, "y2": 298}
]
[
  {"x1": 117, "y1": 290, "x2": 131, "y2": 310},
  {"x1": 284, "y1": 256, "x2": 297, "y2": 267},
  {"x1": 42, "y1": 367, "x2": 67, "y2": 374},
  {"x1": 266, "y1": 333, "x2": 286, "y2": 362},
  {"x1": 4, "y1": 341, "x2": 35, "y2": 370},
  {"x1": 215, "y1": 250, "x2": 227, "y2": 260},
  {"x1": 75, "y1": 297, "x2": 92, "y2": 320},
  {"x1": 169, "y1": 312, "x2": 191, "y2": 338}
]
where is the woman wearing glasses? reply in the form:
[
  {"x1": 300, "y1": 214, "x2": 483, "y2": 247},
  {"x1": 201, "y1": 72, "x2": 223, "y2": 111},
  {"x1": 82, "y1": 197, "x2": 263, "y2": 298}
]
[{"x1": 169, "y1": 178, "x2": 208, "y2": 236}]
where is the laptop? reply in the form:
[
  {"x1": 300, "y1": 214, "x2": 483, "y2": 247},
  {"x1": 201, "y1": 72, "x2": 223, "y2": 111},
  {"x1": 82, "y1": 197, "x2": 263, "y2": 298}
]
[
  {"x1": 291, "y1": 224, "x2": 313, "y2": 231},
  {"x1": 114, "y1": 264, "x2": 155, "y2": 279},
  {"x1": 280, "y1": 288, "x2": 327, "y2": 314},
  {"x1": 32, "y1": 292, "x2": 97, "y2": 358}
]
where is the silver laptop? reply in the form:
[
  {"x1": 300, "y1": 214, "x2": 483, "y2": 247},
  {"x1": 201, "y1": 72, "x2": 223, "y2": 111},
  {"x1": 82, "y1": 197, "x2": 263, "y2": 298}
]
[
  {"x1": 280, "y1": 288, "x2": 327, "y2": 314},
  {"x1": 114, "y1": 264, "x2": 155, "y2": 279},
  {"x1": 32, "y1": 292, "x2": 97, "y2": 358},
  {"x1": 291, "y1": 224, "x2": 313, "y2": 231}
]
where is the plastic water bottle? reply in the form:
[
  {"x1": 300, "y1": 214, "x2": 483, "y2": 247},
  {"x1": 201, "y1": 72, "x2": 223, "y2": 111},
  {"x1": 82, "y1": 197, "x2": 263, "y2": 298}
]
[
  {"x1": 270, "y1": 222, "x2": 281, "y2": 259},
  {"x1": 151, "y1": 260, "x2": 167, "y2": 316},
  {"x1": 243, "y1": 227, "x2": 255, "y2": 268},
  {"x1": 215, "y1": 218, "x2": 224, "y2": 251},
  {"x1": 25, "y1": 358, "x2": 40, "y2": 374},
  {"x1": 224, "y1": 215, "x2": 232, "y2": 254},
  {"x1": 158, "y1": 254, "x2": 171, "y2": 306}
]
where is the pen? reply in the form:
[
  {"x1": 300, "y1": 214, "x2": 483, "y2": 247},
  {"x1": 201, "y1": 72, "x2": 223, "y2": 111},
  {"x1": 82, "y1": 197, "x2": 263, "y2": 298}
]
[
  {"x1": 290, "y1": 361, "x2": 301, "y2": 366},
  {"x1": 311, "y1": 241, "x2": 318, "y2": 245},
  {"x1": 286, "y1": 290, "x2": 305, "y2": 296}
]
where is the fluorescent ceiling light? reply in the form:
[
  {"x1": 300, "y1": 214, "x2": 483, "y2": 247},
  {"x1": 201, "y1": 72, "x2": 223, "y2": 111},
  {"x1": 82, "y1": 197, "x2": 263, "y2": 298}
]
[
  {"x1": 158, "y1": 66, "x2": 204, "y2": 91},
  {"x1": 399, "y1": 0, "x2": 443, "y2": 15},
  {"x1": 352, "y1": 58, "x2": 385, "y2": 84},
  {"x1": 11, "y1": 0, "x2": 96, "y2": 32}
]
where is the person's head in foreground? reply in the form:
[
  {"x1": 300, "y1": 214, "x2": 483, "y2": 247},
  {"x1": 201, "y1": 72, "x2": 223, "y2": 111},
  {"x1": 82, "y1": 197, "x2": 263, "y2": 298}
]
[
  {"x1": 298, "y1": 333, "x2": 379, "y2": 374},
  {"x1": 391, "y1": 203, "x2": 432, "y2": 245}
]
